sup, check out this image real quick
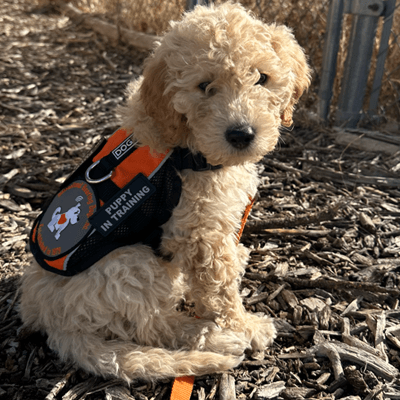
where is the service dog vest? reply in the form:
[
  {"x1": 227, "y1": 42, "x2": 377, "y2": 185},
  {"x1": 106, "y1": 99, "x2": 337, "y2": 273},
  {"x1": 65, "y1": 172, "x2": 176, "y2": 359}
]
[{"x1": 30, "y1": 128, "x2": 222, "y2": 276}]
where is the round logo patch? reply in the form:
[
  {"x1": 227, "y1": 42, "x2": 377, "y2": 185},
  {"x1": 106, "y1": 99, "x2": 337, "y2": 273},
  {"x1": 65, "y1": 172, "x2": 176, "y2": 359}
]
[{"x1": 36, "y1": 180, "x2": 97, "y2": 258}]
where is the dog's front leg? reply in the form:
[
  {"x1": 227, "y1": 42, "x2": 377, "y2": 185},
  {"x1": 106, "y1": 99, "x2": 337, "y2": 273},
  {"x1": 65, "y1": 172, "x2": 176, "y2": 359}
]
[{"x1": 184, "y1": 234, "x2": 276, "y2": 352}]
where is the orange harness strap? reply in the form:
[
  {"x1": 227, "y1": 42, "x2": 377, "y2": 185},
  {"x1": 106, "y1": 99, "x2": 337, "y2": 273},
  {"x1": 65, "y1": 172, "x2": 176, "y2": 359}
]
[
  {"x1": 236, "y1": 196, "x2": 256, "y2": 244},
  {"x1": 170, "y1": 196, "x2": 255, "y2": 400},
  {"x1": 92, "y1": 127, "x2": 170, "y2": 189}
]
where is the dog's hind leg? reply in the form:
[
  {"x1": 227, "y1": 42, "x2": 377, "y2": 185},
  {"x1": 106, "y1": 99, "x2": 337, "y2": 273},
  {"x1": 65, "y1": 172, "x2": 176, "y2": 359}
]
[
  {"x1": 20, "y1": 245, "x2": 247, "y2": 381},
  {"x1": 46, "y1": 329, "x2": 243, "y2": 381}
]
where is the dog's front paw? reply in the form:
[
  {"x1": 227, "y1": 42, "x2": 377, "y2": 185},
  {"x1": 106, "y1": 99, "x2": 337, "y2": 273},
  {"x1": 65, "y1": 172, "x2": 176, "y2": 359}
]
[
  {"x1": 196, "y1": 323, "x2": 251, "y2": 357},
  {"x1": 245, "y1": 314, "x2": 276, "y2": 352}
]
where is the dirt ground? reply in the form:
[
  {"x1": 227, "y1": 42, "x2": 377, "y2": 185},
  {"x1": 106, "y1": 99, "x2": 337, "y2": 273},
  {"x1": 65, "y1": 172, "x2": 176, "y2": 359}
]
[{"x1": 1, "y1": 0, "x2": 400, "y2": 399}]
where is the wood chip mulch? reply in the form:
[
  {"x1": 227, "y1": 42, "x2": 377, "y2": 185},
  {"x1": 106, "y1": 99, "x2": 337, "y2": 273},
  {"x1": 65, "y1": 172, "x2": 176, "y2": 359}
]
[{"x1": 1, "y1": 0, "x2": 400, "y2": 399}]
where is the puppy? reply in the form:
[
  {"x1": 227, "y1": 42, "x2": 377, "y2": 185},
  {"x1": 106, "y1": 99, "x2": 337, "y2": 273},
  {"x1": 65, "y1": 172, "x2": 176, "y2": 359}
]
[{"x1": 20, "y1": 2, "x2": 310, "y2": 381}]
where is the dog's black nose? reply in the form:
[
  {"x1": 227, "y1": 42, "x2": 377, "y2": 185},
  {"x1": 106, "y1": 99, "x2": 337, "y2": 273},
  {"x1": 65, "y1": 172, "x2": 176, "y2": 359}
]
[{"x1": 225, "y1": 126, "x2": 256, "y2": 150}]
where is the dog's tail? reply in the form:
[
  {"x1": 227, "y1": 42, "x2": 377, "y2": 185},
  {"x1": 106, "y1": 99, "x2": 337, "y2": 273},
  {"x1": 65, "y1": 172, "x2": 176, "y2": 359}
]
[{"x1": 48, "y1": 331, "x2": 243, "y2": 381}]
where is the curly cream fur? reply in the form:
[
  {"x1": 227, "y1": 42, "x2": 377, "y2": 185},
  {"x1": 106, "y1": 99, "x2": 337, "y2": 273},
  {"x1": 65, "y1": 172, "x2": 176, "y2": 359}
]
[{"x1": 20, "y1": 2, "x2": 310, "y2": 382}]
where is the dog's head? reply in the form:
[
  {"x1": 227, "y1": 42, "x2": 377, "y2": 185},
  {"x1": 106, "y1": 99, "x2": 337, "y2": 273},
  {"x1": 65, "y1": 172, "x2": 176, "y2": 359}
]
[{"x1": 137, "y1": 2, "x2": 311, "y2": 166}]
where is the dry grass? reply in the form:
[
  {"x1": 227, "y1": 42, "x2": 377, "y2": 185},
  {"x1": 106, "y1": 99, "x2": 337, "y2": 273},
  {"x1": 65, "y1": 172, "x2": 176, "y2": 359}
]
[
  {"x1": 46, "y1": 0, "x2": 400, "y2": 123},
  {"x1": 56, "y1": 0, "x2": 186, "y2": 33}
]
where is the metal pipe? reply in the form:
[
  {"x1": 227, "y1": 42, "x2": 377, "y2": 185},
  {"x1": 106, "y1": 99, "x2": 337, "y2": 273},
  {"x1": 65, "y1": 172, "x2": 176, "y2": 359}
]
[
  {"x1": 317, "y1": 0, "x2": 345, "y2": 122},
  {"x1": 335, "y1": 13, "x2": 380, "y2": 127},
  {"x1": 368, "y1": 0, "x2": 397, "y2": 115},
  {"x1": 186, "y1": 0, "x2": 209, "y2": 10}
]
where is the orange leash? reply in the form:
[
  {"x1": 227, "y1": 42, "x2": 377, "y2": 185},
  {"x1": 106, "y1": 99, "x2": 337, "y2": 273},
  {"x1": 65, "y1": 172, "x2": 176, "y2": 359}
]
[
  {"x1": 170, "y1": 376, "x2": 195, "y2": 400},
  {"x1": 170, "y1": 196, "x2": 255, "y2": 400}
]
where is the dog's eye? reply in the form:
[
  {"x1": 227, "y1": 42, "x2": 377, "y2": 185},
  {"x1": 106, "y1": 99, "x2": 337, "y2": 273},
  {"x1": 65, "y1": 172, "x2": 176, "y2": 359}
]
[
  {"x1": 256, "y1": 73, "x2": 268, "y2": 86},
  {"x1": 198, "y1": 82, "x2": 211, "y2": 92}
]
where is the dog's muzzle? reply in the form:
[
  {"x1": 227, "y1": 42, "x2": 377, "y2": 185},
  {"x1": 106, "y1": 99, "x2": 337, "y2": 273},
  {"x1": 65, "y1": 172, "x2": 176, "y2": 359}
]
[{"x1": 225, "y1": 125, "x2": 255, "y2": 150}]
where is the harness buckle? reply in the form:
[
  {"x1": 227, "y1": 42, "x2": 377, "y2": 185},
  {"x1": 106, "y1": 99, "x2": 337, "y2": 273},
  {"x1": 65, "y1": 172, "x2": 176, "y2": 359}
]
[{"x1": 85, "y1": 160, "x2": 113, "y2": 184}]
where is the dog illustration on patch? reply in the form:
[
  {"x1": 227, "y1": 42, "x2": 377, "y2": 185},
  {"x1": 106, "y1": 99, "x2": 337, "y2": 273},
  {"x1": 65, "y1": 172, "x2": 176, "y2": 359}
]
[{"x1": 47, "y1": 199, "x2": 82, "y2": 240}]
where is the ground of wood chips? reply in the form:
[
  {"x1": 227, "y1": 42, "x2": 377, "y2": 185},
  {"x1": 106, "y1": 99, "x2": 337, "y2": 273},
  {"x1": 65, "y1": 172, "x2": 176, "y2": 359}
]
[{"x1": 1, "y1": 0, "x2": 400, "y2": 399}]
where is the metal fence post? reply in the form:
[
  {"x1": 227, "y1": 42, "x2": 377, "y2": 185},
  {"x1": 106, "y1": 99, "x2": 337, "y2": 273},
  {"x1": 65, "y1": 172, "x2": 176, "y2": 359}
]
[
  {"x1": 317, "y1": 0, "x2": 398, "y2": 127},
  {"x1": 368, "y1": 0, "x2": 397, "y2": 116},
  {"x1": 186, "y1": 0, "x2": 209, "y2": 10},
  {"x1": 335, "y1": 0, "x2": 384, "y2": 127},
  {"x1": 317, "y1": 0, "x2": 345, "y2": 122}
]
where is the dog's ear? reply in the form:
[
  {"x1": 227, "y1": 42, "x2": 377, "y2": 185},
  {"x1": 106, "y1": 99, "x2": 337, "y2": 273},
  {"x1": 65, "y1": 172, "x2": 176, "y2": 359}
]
[
  {"x1": 271, "y1": 25, "x2": 311, "y2": 127},
  {"x1": 140, "y1": 53, "x2": 189, "y2": 148}
]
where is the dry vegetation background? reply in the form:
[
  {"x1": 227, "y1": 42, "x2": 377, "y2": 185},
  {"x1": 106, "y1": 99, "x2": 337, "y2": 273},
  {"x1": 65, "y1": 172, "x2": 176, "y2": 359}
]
[
  {"x1": 1, "y1": 0, "x2": 400, "y2": 399},
  {"x1": 56, "y1": 0, "x2": 400, "y2": 124}
]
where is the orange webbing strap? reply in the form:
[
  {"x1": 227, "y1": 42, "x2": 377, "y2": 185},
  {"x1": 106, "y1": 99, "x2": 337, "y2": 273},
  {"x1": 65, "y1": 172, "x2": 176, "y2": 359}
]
[
  {"x1": 92, "y1": 127, "x2": 170, "y2": 189},
  {"x1": 236, "y1": 196, "x2": 255, "y2": 244},
  {"x1": 170, "y1": 376, "x2": 195, "y2": 400},
  {"x1": 170, "y1": 197, "x2": 255, "y2": 400}
]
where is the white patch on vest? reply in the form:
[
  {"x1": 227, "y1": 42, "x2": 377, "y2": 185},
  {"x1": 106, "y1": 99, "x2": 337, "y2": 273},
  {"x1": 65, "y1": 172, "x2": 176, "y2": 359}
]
[{"x1": 47, "y1": 203, "x2": 81, "y2": 240}]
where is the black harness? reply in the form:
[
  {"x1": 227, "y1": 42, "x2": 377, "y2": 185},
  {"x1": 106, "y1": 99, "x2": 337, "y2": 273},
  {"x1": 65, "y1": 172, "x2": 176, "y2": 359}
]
[{"x1": 30, "y1": 128, "x2": 221, "y2": 276}]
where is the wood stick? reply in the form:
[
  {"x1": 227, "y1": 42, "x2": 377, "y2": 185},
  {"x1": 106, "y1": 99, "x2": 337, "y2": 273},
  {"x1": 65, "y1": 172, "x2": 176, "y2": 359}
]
[
  {"x1": 316, "y1": 342, "x2": 398, "y2": 382},
  {"x1": 339, "y1": 128, "x2": 400, "y2": 146},
  {"x1": 280, "y1": 341, "x2": 398, "y2": 381},
  {"x1": 310, "y1": 166, "x2": 400, "y2": 189},
  {"x1": 219, "y1": 374, "x2": 236, "y2": 400},
  {"x1": 0, "y1": 319, "x2": 18, "y2": 333},
  {"x1": 86, "y1": 380, "x2": 128, "y2": 396},
  {"x1": 342, "y1": 333, "x2": 384, "y2": 359},
  {"x1": 246, "y1": 292, "x2": 270, "y2": 306},
  {"x1": 104, "y1": 386, "x2": 134, "y2": 400},
  {"x1": 61, "y1": 376, "x2": 97, "y2": 400},
  {"x1": 262, "y1": 158, "x2": 304, "y2": 176},
  {"x1": 364, "y1": 384, "x2": 385, "y2": 400},
  {"x1": 320, "y1": 342, "x2": 344, "y2": 380},
  {"x1": 241, "y1": 359, "x2": 275, "y2": 367},
  {"x1": 374, "y1": 313, "x2": 389, "y2": 362},
  {"x1": 280, "y1": 275, "x2": 400, "y2": 297},
  {"x1": 24, "y1": 348, "x2": 37, "y2": 380},
  {"x1": 386, "y1": 333, "x2": 400, "y2": 350},
  {"x1": 259, "y1": 228, "x2": 332, "y2": 237},
  {"x1": 302, "y1": 250, "x2": 335, "y2": 266},
  {"x1": 0, "y1": 292, "x2": 13, "y2": 307},
  {"x1": 244, "y1": 272, "x2": 271, "y2": 283},
  {"x1": 244, "y1": 202, "x2": 341, "y2": 233},
  {"x1": 206, "y1": 379, "x2": 218, "y2": 400},
  {"x1": 54, "y1": 1, "x2": 159, "y2": 51},
  {"x1": 335, "y1": 130, "x2": 400, "y2": 155},
  {"x1": 256, "y1": 381, "x2": 286, "y2": 399},
  {"x1": 3, "y1": 289, "x2": 19, "y2": 321},
  {"x1": 341, "y1": 298, "x2": 362, "y2": 317},
  {"x1": 197, "y1": 387, "x2": 206, "y2": 400},
  {"x1": 45, "y1": 369, "x2": 76, "y2": 400}
]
